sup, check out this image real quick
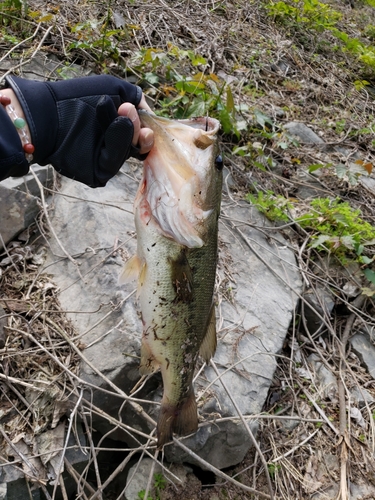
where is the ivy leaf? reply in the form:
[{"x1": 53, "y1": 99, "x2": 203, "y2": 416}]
[
  {"x1": 310, "y1": 234, "x2": 332, "y2": 248},
  {"x1": 144, "y1": 72, "x2": 159, "y2": 84},
  {"x1": 335, "y1": 163, "x2": 347, "y2": 179},
  {"x1": 254, "y1": 109, "x2": 273, "y2": 129},
  {"x1": 364, "y1": 268, "x2": 375, "y2": 286},
  {"x1": 308, "y1": 163, "x2": 325, "y2": 173}
]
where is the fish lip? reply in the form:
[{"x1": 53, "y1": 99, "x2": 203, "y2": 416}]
[{"x1": 139, "y1": 110, "x2": 220, "y2": 134}]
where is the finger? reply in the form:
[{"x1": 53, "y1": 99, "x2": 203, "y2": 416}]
[
  {"x1": 118, "y1": 102, "x2": 140, "y2": 146},
  {"x1": 137, "y1": 94, "x2": 154, "y2": 113},
  {"x1": 138, "y1": 128, "x2": 154, "y2": 155}
]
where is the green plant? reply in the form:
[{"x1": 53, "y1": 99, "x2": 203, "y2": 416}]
[
  {"x1": 265, "y1": 0, "x2": 375, "y2": 73},
  {"x1": 266, "y1": 0, "x2": 342, "y2": 32},
  {"x1": 267, "y1": 463, "x2": 281, "y2": 480},
  {"x1": 308, "y1": 159, "x2": 372, "y2": 186},
  {"x1": 137, "y1": 473, "x2": 167, "y2": 500},
  {"x1": 246, "y1": 190, "x2": 293, "y2": 222},
  {"x1": 133, "y1": 45, "x2": 247, "y2": 136},
  {"x1": 297, "y1": 198, "x2": 375, "y2": 266}
]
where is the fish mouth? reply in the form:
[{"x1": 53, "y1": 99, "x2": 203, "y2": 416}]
[{"x1": 139, "y1": 110, "x2": 220, "y2": 138}]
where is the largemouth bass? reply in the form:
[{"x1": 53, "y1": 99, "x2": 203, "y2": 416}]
[{"x1": 120, "y1": 111, "x2": 222, "y2": 448}]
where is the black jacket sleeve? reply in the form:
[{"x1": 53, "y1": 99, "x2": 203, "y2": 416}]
[{"x1": 0, "y1": 105, "x2": 29, "y2": 181}]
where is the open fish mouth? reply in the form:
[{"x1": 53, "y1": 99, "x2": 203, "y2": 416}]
[{"x1": 138, "y1": 111, "x2": 221, "y2": 248}]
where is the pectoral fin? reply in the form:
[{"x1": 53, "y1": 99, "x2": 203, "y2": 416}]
[
  {"x1": 118, "y1": 255, "x2": 141, "y2": 284},
  {"x1": 119, "y1": 255, "x2": 147, "y2": 298},
  {"x1": 199, "y1": 304, "x2": 217, "y2": 363}
]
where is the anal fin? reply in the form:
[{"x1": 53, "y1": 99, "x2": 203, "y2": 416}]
[{"x1": 199, "y1": 304, "x2": 217, "y2": 363}]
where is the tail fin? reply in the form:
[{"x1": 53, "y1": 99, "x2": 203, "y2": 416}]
[{"x1": 156, "y1": 387, "x2": 198, "y2": 448}]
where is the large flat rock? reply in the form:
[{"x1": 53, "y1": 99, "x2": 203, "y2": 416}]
[{"x1": 42, "y1": 163, "x2": 302, "y2": 469}]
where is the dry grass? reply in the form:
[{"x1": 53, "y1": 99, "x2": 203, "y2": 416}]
[{"x1": 1, "y1": 0, "x2": 375, "y2": 499}]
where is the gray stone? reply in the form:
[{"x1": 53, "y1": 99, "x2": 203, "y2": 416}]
[
  {"x1": 350, "y1": 331, "x2": 375, "y2": 378},
  {"x1": 0, "y1": 54, "x2": 94, "y2": 82},
  {"x1": 1, "y1": 465, "x2": 42, "y2": 500},
  {"x1": 125, "y1": 458, "x2": 191, "y2": 500},
  {"x1": 350, "y1": 385, "x2": 375, "y2": 408},
  {"x1": 41, "y1": 163, "x2": 302, "y2": 469},
  {"x1": 1, "y1": 165, "x2": 54, "y2": 197},
  {"x1": 302, "y1": 286, "x2": 335, "y2": 336},
  {"x1": 284, "y1": 122, "x2": 325, "y2": 145},
  {"x1": 0, "y1": 184, "x2": 39, "y2": 249}
]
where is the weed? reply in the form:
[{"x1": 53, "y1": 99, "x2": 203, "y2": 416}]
[
  {"x1": 132, "y1": 45, "x2": 246, "y2": 136},
  {"x1": 246, "y1": 190, "x2": 293, "y2": 222},
  {"x1": 297, "y1": 198, "x2": 375, "y2": 267},
  {"x1": 265, "y1": 0, "x2": 375, "y2": 74},
  {"x1": 137, "y1": 473, "x2": 167, "y2": 500},
  {"x1": 267, "y1": 463, "x2": 281, "y2": 480},
  {"x1": 309, "y1": 159, "x2": 372, "y2": 186}
]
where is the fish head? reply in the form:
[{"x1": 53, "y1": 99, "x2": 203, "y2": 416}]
[{"x1": 137, "y1": 111, "x2": 222, "y2": 248}]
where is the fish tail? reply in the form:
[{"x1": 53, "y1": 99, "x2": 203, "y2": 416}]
[{"x1": 157, "y1": 387, "x2": 198, "y2": 448}]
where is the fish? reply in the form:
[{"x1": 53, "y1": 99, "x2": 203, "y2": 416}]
[{"x1": 120, "y1": 111, "x2": 222, "y2": 448}]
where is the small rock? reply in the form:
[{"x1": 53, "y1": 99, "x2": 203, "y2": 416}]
[
  {"x1": 350, "y1": 331, "x2": 375, "y2": 378},
  {"x1": 284, "y1": 122, "x2": 325, "y2": 145},
  {"x1": 125, "y1": 458, "x2": 192, "y2": 500},
  {"x1": 0, "y1": 165, "x2": 53, "y2": 198},
  {"x1": 0, "y1": 185, "x2": 40, "y2": 250},
  {"x1": 350, "y1": 386, "x2": 375, "y2": 408},
  {"x1": 302, "y1": 286, "x2": 335, "y2": 336}
]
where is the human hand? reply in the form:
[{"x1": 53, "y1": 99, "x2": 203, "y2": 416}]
[{"x1": 5, "y1": 75, "x2": 154, "y2": 187}]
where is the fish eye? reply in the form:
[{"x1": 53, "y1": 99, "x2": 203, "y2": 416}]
[{"x1": 215, "y1": 155, "x2": 223, "y2": 171}]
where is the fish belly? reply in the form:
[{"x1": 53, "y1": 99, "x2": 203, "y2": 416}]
[{"x1": 137, "y1": 215, "x2": 217, "y2": 447}]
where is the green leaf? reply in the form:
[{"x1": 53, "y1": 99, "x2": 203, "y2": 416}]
[
  {"x1": 340, "y1": 235, "x2": 355, "y2": 249},
  {"x1": 359, "y1": 256, "x2": 373, "y2": 265},
  {"x1": 226, "y1": 85, "x2": 235, "y2": 116},
  {"x1": 364, "y1": 268, "x2": 375, "y2": 286},
  {"x1": 335, "y1": 163, "x2": 347, "y2": 179},
  {"x1": 186, "y1": 99, "x2": 207, "y2": 117},
  {"x1": 144, "y1": 72, "x2": 159, "y2": 84},
  {"x1": 254, "y1": 109, "x2": 273, "y2": 129},
  {"x1": 253, "y1": 161, "x2": 267, "y2": 172},
  {"x1": 310, "y1": 234, "x2": 332, "y2": 248},
  {"x1": 175, "y1": 80, "x2": 205, "y2": 94},
  {"x1": 233, "y1": 145, "x2": 251, "y2": 156},
  {"x1": 308, "y1": 163, "x2": 325, "y2": 173}
]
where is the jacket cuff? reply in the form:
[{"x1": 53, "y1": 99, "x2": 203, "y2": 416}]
[{"x1": 5, "y1": 75, "x2": 58, "y2": 163}]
